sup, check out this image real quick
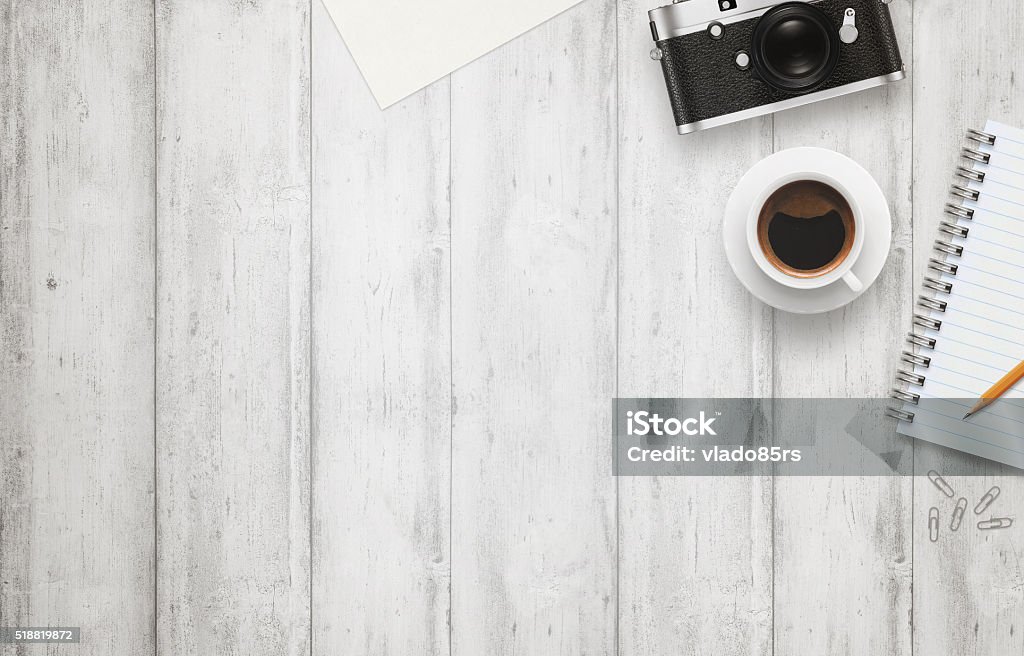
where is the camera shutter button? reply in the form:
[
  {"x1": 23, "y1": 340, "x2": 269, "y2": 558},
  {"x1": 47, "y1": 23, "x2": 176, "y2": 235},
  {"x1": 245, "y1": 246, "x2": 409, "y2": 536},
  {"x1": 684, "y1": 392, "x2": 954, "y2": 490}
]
[{"x1": 839, "y1": 8, "x2": 859, "y2": 44}]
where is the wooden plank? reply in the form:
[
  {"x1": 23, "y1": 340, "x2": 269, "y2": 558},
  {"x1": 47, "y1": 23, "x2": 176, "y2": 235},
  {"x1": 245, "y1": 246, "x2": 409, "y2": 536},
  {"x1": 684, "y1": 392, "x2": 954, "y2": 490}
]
[
  {"x1": 448, "y1": 2, "x2": 617, "y2": 652},
  {"x1": 770, "y1": 1, "x2": 915, "y2": 652},
  {"x1": 912, "y1": 1, "x2": 1024, "y2": 653},
  {"x1": 310, "y1": 2, "x2": 451, "y2": 654},
  {"x1": 0, "y1": 2, "x2": 155, "y2": 653},
  {"x1": 615, "y1": 2, "x2": 774, "y2": 655},
  {"x1": 155, "y1": 2, "x2": 310, "y2": 654}
]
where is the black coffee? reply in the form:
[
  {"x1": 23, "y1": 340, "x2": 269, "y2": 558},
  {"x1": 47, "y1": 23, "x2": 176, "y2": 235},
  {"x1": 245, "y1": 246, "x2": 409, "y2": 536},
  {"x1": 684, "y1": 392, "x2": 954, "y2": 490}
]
[
  {"x1": 756, "y1": 180, "x2": 855, "y2": 277},
  {"x1": 767, "y1": 210, "x2": 846, "y2": 271}
]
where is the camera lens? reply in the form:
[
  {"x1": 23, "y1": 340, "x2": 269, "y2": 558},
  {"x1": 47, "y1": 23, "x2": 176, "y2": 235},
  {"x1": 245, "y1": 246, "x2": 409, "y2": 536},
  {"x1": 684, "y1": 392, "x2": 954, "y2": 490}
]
[
  {"x1": 765, "y1": 18, "x2": 827, "y2": 75},
  {"x1": 751, "y1": 3, "x2": 840, "y2": 92}
]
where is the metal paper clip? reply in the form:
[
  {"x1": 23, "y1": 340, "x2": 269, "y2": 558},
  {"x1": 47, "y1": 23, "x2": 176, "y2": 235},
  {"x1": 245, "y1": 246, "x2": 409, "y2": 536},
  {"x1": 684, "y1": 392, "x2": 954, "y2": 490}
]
[
  {"x1": 974, "y1": 486, "x2": 1000, "y2": 514},
  {"x1": 928, "y1": 470, "x2": 955, "y2": 498},
  {"x1": 929, "y1": 507, "x2": 939, "y2": 542},
  {"x1": 978, "y1": 517, "x2": 1013, "y2": 530},
  {"x1": 950, "y1": 498, "x2": 967, "y2": 531}
]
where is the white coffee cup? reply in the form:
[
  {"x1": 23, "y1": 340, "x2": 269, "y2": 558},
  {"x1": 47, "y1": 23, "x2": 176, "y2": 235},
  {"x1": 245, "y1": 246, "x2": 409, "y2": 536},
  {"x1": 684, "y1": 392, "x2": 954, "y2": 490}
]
[{"x1": 746, "y1": 169, "x2": 865, "y2": 292}]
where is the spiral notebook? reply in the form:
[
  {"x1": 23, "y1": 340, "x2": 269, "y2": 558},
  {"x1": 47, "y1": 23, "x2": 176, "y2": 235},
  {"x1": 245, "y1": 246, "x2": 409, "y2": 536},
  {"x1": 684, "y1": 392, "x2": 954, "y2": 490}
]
[{"x1": 890, "y1": 120, "x2": 1024, "y2": 470}]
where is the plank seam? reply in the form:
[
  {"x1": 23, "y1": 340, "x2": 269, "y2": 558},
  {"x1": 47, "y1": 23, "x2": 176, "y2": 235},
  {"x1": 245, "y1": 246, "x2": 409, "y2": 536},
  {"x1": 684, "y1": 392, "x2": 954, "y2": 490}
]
[
  {"x1": 613, "y1": 0, "x2": 621, "y2": 654},
  {"x1": 448, "y1": 66, "x2": 455, "y2": 656},
  {"x1": 308, "y1": 1, "x2": 315, "y2": 655},
  {"x1": 152, "y1": 2, "x2": 159, "y2": 654}
]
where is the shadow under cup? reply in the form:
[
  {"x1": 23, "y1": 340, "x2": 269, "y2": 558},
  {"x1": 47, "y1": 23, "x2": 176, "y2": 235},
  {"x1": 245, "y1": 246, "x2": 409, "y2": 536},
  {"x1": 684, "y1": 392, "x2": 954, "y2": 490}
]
[{"x1": 756, "y1": 179, "x2": 857, "y2": 279}]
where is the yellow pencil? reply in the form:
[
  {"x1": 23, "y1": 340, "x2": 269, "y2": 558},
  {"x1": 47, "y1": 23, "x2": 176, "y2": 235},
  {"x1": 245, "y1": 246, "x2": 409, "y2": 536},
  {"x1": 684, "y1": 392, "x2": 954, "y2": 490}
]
[{"x1": 963, "y1": 359, "x2": 1024, "y2": 419}]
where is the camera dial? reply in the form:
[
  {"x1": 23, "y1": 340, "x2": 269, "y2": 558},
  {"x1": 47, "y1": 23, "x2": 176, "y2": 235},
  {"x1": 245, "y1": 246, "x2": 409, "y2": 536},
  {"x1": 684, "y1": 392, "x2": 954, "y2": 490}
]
[{"x1": 750, "y1": 2, "x2": 840, "y2": 92}]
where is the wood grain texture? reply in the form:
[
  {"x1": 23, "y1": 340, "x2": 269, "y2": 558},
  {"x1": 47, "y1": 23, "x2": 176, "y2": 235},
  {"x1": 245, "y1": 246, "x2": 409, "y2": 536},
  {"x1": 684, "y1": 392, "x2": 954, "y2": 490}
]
[
  {"x1": 448, "y1": 2, "x2": 617, "y2": 652},
  {"x1": 0, "y1": 2, "x2": 155, "y2": 653},
  {"x1": 769, "y1": 1, "x2": 915, "y2": 652},
  {"x1": 615, "y1": 2, "x2": 774, "y2": 654},
  {"x1": 912, "y1": 2, "x2": 1024, "y2": 653},
  {"x1": 5, "y1": 1, "x2": 1024, "y2": 652},
  {"x1": 155, "y1": 1, "x2": 310, "y2": 654},
  {"x1": 310, "y1": 1, "x2": 451, "y2": 653}
]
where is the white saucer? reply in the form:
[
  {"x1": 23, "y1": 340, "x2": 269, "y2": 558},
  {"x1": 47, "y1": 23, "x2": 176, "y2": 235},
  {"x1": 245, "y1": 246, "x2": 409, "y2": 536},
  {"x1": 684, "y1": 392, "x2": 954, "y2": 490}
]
[{"x1": 723, "y1": 147, "x2": 892, "y2": 314}]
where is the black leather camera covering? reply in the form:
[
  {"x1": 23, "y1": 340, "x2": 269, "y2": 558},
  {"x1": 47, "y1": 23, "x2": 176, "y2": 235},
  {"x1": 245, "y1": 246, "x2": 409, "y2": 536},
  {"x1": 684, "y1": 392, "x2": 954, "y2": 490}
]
[{"x1": 656, "y1": 0, "x2": 903, "y2": 128}]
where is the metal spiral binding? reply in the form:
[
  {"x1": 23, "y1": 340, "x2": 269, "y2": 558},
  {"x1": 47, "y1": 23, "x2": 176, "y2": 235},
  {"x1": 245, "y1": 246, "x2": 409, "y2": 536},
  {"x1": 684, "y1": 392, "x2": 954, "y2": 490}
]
[
  {"x1": 884, "y1": 407, "x2": 917, "y2": 421},
  {"x1": 907, "y1": 333, "x2": 936, "y2": 349},
  {"x1": 956, "y1": 165, "x2": 985, "y2": 183},
  {"x1": 890, "y1": 388, "x2": 920, "y2": 404},
  {"x1": 967, "y1": 128, "x2": 997, "y2": 145},
  {"x1": 923, "y1": 276, "x2": 953, "y2": 294},
  {"x1": 962, "y1": 147, "x2": 991, "y2": 164},
  {"x1": 901, "y1": 350, "x2": 933, "y2": 366},
  {"x1": 897, "y1": 370, "x2": 926, "y2": 386},
  {"x1": 934, "y1": 239, "x2": 964, "y2": 256},
  {"x1": 902, "y1": 351, "x2": 931, "y2": 368},
  {"x1": 951, "y1": 184, "x2": 980, "y2": 202},
  {"x1": 890, "y1": 128, "x2": 989, "y2": 423},
  {"x1": 918, "y1": 296, "x2": 947, "y2": 312},
  {"x1": 938, "y1": 221, "x2": 969, "y2": 238},
  {"x1": 928, "y1": 258, "x2": 958, "y2": 275},
  {"x1": 944, "y1": 203, "x2": 974, "y2": 220}
]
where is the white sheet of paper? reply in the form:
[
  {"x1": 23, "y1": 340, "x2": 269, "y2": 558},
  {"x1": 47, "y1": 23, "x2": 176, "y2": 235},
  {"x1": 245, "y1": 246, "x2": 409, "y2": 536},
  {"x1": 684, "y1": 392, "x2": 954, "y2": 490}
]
[{"x1": 321, "y1": 0, "x2": 586, "y2": 108}]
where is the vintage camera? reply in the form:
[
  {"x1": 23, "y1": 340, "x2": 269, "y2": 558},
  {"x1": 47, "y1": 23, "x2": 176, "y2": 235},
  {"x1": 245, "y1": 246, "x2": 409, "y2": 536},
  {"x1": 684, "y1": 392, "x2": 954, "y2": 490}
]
[{"x1": 648, "y1": 0, "x2": 905, "y2": 134}]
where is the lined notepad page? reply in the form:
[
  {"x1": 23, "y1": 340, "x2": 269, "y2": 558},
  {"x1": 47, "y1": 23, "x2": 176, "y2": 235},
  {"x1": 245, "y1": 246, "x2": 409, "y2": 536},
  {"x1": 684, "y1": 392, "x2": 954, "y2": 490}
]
[{"x1": 898, "y1": 120, "x2": 1024, "y2": 469}]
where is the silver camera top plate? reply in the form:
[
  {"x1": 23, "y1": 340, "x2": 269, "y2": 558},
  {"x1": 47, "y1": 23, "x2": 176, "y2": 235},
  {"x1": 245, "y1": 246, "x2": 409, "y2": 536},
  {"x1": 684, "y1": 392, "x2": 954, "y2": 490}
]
[{"x1": 649, "y1": 0, "x2": 816, "y2": 40}]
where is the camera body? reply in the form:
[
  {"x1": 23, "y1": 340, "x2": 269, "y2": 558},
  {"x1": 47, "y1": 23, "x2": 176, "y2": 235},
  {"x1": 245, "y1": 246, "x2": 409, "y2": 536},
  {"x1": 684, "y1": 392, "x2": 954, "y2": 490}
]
[{"x1": 649, "y1": 0, "x2": 904, "y2": 134}]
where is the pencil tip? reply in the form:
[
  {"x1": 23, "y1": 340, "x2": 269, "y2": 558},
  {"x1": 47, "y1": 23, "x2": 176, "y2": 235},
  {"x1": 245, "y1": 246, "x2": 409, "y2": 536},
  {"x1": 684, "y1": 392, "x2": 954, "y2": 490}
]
[{"x1": 963, "y1": 412, "x2": 973, "y2": 420}]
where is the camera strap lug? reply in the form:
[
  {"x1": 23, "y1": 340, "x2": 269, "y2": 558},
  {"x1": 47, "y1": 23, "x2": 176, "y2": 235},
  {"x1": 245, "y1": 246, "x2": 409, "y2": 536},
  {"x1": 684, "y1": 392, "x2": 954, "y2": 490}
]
[{"x1": 840, "y1": 8, "x2": 859, "y2": 44}]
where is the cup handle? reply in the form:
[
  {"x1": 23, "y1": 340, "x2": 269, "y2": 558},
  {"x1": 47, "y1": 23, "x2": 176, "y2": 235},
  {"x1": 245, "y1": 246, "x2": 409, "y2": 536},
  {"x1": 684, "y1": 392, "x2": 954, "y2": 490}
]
[{"x1": 842, "y1": 270, "x2": 863, "y2": 293}]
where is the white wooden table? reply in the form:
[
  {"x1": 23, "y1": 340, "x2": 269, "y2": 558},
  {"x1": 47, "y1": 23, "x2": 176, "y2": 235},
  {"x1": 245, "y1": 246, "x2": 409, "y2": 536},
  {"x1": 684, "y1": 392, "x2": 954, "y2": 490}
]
[{"x1": 2, "y1": 1, "x2": 1022, "y2": 653}]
